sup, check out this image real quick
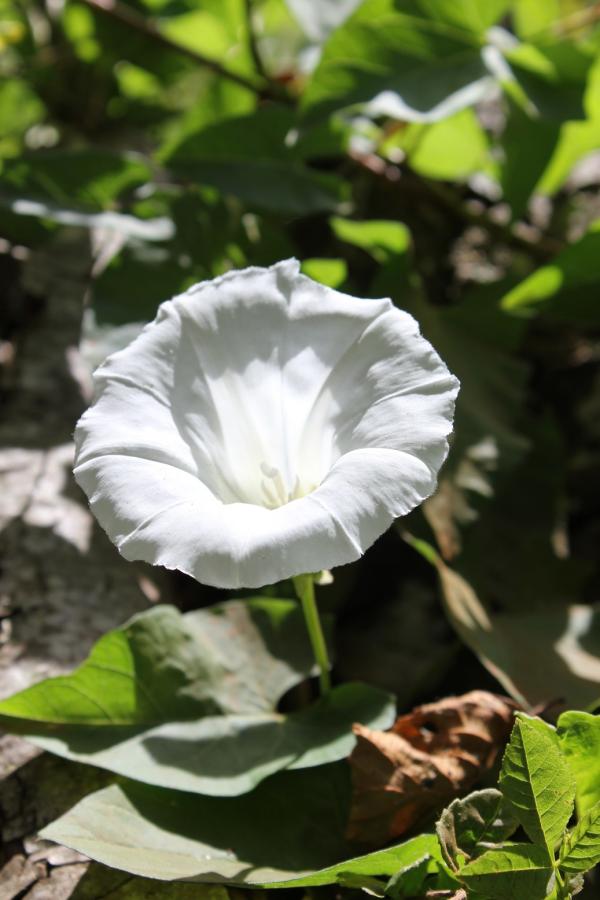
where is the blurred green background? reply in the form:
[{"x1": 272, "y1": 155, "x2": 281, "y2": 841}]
[{"x1": 2, "y1": 0, "x2": 600, "y2": 725}]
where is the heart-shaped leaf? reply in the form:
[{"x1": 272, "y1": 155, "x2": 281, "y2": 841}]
[
  {"x1": 40, "y1": 766, "x2": 441, "y2": 885},
  {"x1": 0, "y1": 601, "x2": 395, "y2": 796},
  {"x1": 162, "y1": 106, "x2": 348, "y2": 216},
  {"x1": 302, "y1": 1, "x2": 497, "y2": 125}
]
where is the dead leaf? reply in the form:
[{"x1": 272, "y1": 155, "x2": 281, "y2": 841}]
[{"x1": 346, "y1": 690, "x2": 516, "y2": 848}]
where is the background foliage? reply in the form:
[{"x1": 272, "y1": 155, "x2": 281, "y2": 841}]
[{"x1": 1, "y1": 0, "x2": 600, "y2": 897}]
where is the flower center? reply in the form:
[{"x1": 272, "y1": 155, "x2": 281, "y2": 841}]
[{"x1": 259, "y1": 462, "x2": 314, "y2": 509}]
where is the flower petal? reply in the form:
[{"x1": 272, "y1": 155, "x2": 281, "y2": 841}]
[
  {"x1": 74, "y1": 259, "x2": 459, "y2": 588},
  {"x1": 74, "y1": 454, "x2": 355, "y2": 588}
]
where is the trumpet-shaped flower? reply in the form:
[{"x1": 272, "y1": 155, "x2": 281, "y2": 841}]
[{"x1": 74, "y1": 260, "x2": 459, "y2": 589}]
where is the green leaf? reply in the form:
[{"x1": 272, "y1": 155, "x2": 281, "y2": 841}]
[
  {"x1": 559, "y1": 800, "x2": 600, "y2": 875},
  {"x1": 163, "y1": 106, "x2": 347, "y2": 215},
  {"x1": 436, "y1": 561, "x2": 600, "y2": 710},
  {"x1": 500, "y1": 100, "x2": 561, "y2": 219},
  {"x1": 0, "y1": 601, "x2": 394, "y2": 796},
  {"x1": 499, "y1": 714, "x2": 576, "y2": 856},
  {"x1": 0, "y1": 78, "x2": 46, "y2": 157},
  {"x1": 171, "y1": 158, "x2": 346, "y2": 216},
  {"x1": 392, "y1": 109, "x2": 490, "y2": 182},
  {"x1": 161, "y1": 2, "x2": 253, "y2": 79},
  {"x1": 459, "y1": 844, "x2": 554, "y2": 900},
  {"x1": 40, "y1": 772, "x2": 440, "y2": 885},
  {"x1": 2, "y1": 150, "x2": 152, "y2": 208},
  {"x1": 437, "y1": 789, "x2": 519, "y2": 871},
  {"x1": 416, "y1": 0, "x2": 510, "y2": 35},
  {"x1": 12, "y1": 683, "x2": 393, "y2": 797},
  {"x1": 504, "y1": 41, "x2": 594, "y2": 123},
  {"x1": 537, "y1": 59, "x2": 600, "y2": 195},
  {"x1": 284, "y1": 0, "x2": 363, "y2": 43},
  {"x1": 301, "y1": 257, "x2": 348, "y2": 287},
  {"x1": 418, "y1": 413, "x2": 594, "y2": 713},
  {"x1": 330, "y1": 217, "x2": 411, "y2": 263},
  {"x1": 0, "y1": 601, "x2": 305, "y2": 723},
  {"x1": 330, "y1": 217, "x2": 412, "y2": 296},
  {"x1": 163, "y1": 105, "x2": 292, "y2": 164},
  {"x1": 402, "y1": 289, "x2": 530, "y2": 541},
  {"x1": 557, "y1": 712, "x2": 600, "y2": 816},
  {"x1": 301, "y1": 0, "x2": 495, "y2": 125},
  {"x1": 92, "y1": 241, "x2": 192, "y2": 327},
  {"x1": 384, "y1": 854, "x2": 432, "y2": 898},
  {"x1": 501, "y1": 220, "x2": 600, "y2": 325},
  {"x1": 512, "y1": 0, "x2": 562, "y2": 39}
]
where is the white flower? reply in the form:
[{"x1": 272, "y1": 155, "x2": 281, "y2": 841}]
[{"x1": 74, "y1": 259, "x2": 459, "y2": 589}]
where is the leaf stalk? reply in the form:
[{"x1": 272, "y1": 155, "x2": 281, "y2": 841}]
[{"x1": 293, "y1": 574, "x2": 331, "y2": 695}]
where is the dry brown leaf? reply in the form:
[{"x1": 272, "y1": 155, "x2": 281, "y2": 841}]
[{"x1": 347, "y1": 690, "x2": 516, "y2": 847}]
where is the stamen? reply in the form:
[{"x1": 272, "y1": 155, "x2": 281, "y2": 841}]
[
  {"x1": 259, "y1": 463, "x2": 316, "y2": 509},
  {"x1": 260, "y1": 462, "x2": 289, "y2": 508}
]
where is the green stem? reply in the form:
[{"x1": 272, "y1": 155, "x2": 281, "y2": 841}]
[
  {"x1": 555, "y1": 868, "x2": 571, "y2": 900},
  {"x1": 293, "y1": 574, "x2": 331, "y2": 695}
]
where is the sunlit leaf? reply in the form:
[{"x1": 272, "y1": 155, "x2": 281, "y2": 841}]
[
  {"x1": 301, "y1": 257, "x2": 347, "y2": 287},
  {"x1": 535, "y1": 57, "x2": 600, "y2": 195},
  {"x1": 284, "y1": 0, "x2": 363, "y2": 43},
  {"x1": 393, "y1": 109, "x2": 491, "y2": 181},
  {"x1": 162, "y1": 3, "x2": 252, "y2": 77},
  {"x1": 559, "y1": 800, "x2": 600, "y2": 874},
  {"x1": 499, "y1": 714, "x2": 575, "y2": 856},
  {"x1": 302, "y1": 0, "x2": 497, "y2": 125},
  {"x1": 511, "y1": 0, "x2": 562, "y2": 39},
  {"x1": 41, "y1": 772, "x2": 440, "y2": 885},
  {"x1": 330, "y1": 217, "x2": 410, "y2": 262},
  {"x1": 459, "y1": 844, "x2": 554, "y2": 899},
  {"x1": 557, "y1": 712, "x2": 600, "y2": 816},
  {"x1": 417, "y1": 0, "x2": 510, "y2": 34},
  {"x1": 0, "y1": 78, "x2": 46, "y2": 156},
  {"x1": 0, "y1": 601, "x2": 394, "y2": 796},
  {"x1": 501, "y1": 219, "x2": 600, "y2": 325}
]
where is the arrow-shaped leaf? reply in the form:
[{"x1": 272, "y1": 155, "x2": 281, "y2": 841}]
[
  {"x1": 499, "y1": 714, "x2": 575, "y2": 858},
  {"x1": 40, "y1": 772, "x2": 442, "y2": 885},
  {"x1": 0, "y1": 601, "x2": 395, "y2": 796}
]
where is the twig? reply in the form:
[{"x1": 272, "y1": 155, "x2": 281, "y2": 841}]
[
  {"x1": 78, "y1": 0, "x2": 284, "y2": 101},
  {"x1": 244, "y1": 0, "x2": 269, "y2": 83},
  {"x1": 349, "y1": 149, "x2": 564, "y2": 261}
]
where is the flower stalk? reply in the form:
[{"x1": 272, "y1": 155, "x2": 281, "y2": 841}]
[{"x1": 293, "y1": 574, "x2": 331, "y2": 695}]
